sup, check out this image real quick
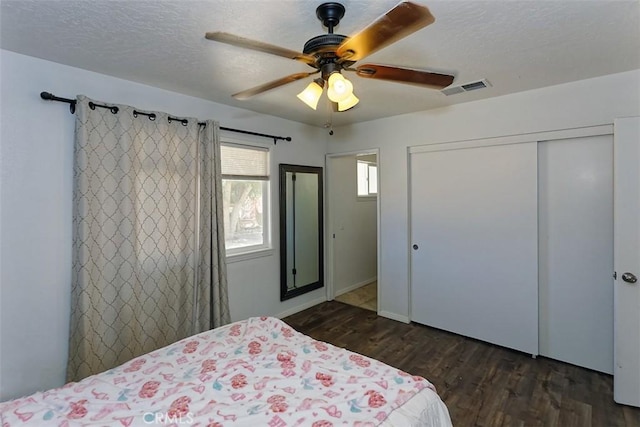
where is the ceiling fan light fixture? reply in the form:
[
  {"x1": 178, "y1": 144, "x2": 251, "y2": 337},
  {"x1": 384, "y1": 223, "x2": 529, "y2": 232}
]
[
  {"x1": 338, "y1": 92, "x2": 359, "y2": 111},
  {"x1": 206, "y1": 3, "x2": 454, "y2": 114},
  {"x1": 297, "y1": 79, "x2": 325, "y2": 110},
  {"x1": 327, "y1": 72, "x2": 353, "y2": 103}
]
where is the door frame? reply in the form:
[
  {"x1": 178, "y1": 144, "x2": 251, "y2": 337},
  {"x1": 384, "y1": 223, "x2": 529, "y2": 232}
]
[
  {"x1": 613, "y1": 116, "x2": 640, "y2": 406},
  {"x1": 325, "y1": 149, "x2": 381, "y2": 312}
]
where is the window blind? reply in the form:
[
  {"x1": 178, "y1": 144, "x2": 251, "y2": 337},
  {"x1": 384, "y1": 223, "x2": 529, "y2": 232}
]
[{"x1": 221, "y1": 144, "x2": 269, "y2": 180}]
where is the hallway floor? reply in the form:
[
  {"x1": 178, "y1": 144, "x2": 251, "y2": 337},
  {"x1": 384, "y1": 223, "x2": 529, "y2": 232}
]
[{"x1": 334, "y1": 281, "x2": 377, "y2": 311}]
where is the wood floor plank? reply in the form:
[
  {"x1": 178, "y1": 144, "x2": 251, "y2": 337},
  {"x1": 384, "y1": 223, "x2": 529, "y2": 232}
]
[{"x1": 284, "y1": 301, "x2": 640, "y2": 426}]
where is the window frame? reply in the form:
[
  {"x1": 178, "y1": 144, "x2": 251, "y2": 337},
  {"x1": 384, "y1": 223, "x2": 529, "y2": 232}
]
[
  {"x1": 356, "y1": 157, "x2": 378, "y2": 200},
  {"x1": 220, "y1": 140, "x2": 273, "y2": 261}
]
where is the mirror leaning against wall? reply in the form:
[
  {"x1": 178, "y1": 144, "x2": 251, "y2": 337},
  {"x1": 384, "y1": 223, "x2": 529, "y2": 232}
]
[{"x1": 279, "y1": 164, "x2": 324, "y2": 301}]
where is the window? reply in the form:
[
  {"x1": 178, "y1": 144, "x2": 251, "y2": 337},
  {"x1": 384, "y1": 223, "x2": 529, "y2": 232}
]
[
  {"x1": 357, "y1": 155, "x2": 378, "y2": 198},
  {"x1": 221, "y1": 143, "x2": 270, "y2": 255}
]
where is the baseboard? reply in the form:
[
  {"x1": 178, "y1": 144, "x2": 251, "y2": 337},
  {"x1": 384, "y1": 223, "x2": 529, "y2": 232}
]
[
  {"x1": 334, "y1": 276, "x2": 377, "y2": 297},
  {"x1": 276, "y1": 296, "x2": 327, "y2": 319},
  {"x1": 378, "y1": 310, "x2": 410, "y2": 324}
]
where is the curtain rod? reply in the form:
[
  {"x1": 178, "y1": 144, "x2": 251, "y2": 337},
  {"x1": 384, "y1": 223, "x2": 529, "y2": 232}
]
[{"x1": 39, "y1": 91, "x2": 292, "y2": 144}]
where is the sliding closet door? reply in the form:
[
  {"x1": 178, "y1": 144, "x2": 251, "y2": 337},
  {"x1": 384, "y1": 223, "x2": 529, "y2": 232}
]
[
  {"x1": 410, "y1": 142, "x2": 538, "y2": 355},
  {"x1": 538, "y1": 135, "x2": 613, "y2": 374}
]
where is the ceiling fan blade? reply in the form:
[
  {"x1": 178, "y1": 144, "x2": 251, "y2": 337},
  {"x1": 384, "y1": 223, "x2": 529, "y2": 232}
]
[
  {"x1": 355, "y1": 64, "x2": 454, "y2": 89},
  {"x1": 205, "y1": 32, "x2": 317, "y2": 66},
  {"x1": 336, "y1": 1, "x2": 435, "y2": 62},
  {"x1": 232, "y1": 72, "x2": 319, "y2": 100}
]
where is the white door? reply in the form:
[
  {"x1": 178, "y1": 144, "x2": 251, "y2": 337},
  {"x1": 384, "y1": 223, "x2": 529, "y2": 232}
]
[
  {"x1": 614, "y1": 117, "x2": 640, "y2": 406},
  {"x1": 538, "y1": 135, "x2": 613, "y2": 374},
  {"x1": 410, "y1": 142, "x2": 538, "y2": 355}
]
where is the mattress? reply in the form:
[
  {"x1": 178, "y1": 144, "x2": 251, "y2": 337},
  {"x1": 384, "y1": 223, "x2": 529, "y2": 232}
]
[{"x1": 0, "y1": 316, "x2": 451, "y2": 426}]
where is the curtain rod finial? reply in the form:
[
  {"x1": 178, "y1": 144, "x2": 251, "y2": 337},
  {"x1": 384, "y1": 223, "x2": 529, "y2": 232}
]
[{"x1": 40, "y1": 91, "x2": 76, "y2": 113}]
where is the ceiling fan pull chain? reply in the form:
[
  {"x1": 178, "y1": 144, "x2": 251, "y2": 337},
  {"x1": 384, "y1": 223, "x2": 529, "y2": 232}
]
[{"x1": 324, "y1": 98, "x2": 334, "y2": 135}]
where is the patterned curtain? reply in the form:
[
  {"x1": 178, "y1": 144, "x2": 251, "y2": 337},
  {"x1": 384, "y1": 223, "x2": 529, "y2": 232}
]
[{"x1": 67, "y1": 96, "x2": 230, "y2": 382}]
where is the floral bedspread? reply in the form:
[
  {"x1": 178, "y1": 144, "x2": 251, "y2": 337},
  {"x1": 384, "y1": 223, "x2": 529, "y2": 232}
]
[{"x1": 1, "y1": 317, "x2": 448, "y2": 426}]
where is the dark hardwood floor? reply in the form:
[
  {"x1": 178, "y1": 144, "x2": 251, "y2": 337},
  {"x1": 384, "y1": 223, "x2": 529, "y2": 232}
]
[{"x1": 284, "y1": 301, "x2": 640, "y2": 427}]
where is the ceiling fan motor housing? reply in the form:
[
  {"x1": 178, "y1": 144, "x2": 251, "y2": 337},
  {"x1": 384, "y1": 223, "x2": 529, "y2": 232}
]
[
  {"x1": 303, "y1": 34, "x2": 356, "y2": 73},
  {"x1": 304, "y1": 3, "x2": 354, "y2": 72},
  {"x1": 303, "y1": 34, "x2": 346, "y2": 55}
]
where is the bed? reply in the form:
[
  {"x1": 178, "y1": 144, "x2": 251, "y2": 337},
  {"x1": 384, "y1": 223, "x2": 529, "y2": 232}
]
[{"x1": 0, "y1": 317, "x2": 451, "y2": 426}]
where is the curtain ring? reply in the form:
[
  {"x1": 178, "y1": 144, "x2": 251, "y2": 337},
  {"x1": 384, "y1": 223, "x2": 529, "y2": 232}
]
[
  {"x1": 133, "y1": 110, "x2": 155, "y2": 120},
  {"x1": 168, "y1": 116, "x2": 189, "y2": 126}
]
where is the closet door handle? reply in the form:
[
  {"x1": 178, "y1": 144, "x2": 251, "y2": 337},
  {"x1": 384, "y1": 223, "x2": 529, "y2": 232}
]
[
  {"x1": 412, "y1": 244, "x2": 419, "y2": 250},
  {"x1": 622, "y1": 272, "x2": 637, "y2": 284}
]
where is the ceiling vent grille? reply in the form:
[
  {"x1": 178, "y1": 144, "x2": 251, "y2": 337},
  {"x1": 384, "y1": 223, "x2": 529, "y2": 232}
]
[{"x1": 441, "y1": 79, "x2": 491, "y2": 96}]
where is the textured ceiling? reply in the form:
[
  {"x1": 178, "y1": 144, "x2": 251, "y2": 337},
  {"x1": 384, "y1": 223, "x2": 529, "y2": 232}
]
[{"x1": 1, "y1": 0, "x2": 639, "y2": 127}]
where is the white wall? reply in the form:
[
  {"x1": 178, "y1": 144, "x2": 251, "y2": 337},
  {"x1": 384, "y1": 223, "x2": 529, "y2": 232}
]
[
  {"x1": 0, "y1": 50, "x2": 327, "y2": 400},
  {"x1": 328, "y1": 69, "x2": 640, "y2": 322},
  {"x1": 329, "y1": 155, "x2": 377, "y2": 295}
]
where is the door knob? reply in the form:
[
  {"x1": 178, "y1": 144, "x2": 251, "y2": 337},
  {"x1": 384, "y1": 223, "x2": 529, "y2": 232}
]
[
  {"x1": 622, "y1": 272, "x2": 638, "y2": 284},
  {"x1": 412, "y1": 244, "x2": 419, "y2": 250}
]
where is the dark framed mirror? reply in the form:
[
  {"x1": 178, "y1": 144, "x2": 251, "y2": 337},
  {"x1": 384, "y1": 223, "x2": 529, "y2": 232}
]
[{"x1": 279, "y1": 164, "x2": 324, "y2": 301}]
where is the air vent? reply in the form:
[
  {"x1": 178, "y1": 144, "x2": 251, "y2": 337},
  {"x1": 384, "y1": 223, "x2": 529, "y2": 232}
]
[{"x1": 441, "y1": 79, "x2": 491, "y2": 96}]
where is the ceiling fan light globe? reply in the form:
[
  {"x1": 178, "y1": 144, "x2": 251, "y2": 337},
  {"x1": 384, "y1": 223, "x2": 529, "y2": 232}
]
[
  {"x1": 333, "y1": 78, "x2": 346, "y2": 93},
  {"x1": 297, "y1": 81, "x2": 324, "y2": 110},
  {"x1": 327, "y1": 73, "x2": 354, "y2": 102},
  {"x1": 338, "y1": 93, "x2": 359, "y2": 111},
  {"x1": 327, "y1": 71, "x2": 344, "y2": 85}
]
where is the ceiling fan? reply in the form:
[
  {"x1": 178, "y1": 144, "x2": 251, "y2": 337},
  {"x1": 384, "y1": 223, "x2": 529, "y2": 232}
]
[{"x1": 205, "y1": 1, "x2": 454, "y2": 112}]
